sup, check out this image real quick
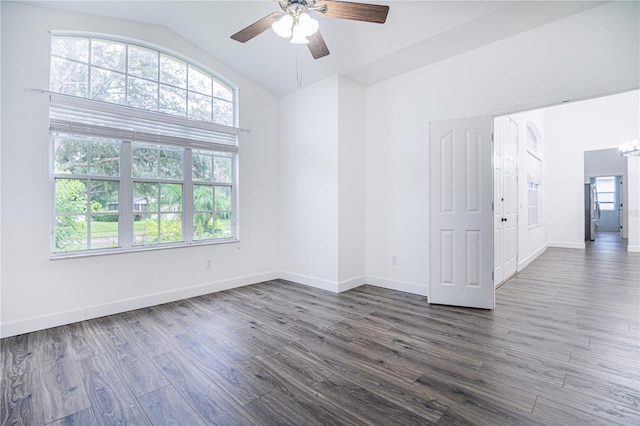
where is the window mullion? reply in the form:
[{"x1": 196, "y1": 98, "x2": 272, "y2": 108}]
[
  {"x1": 120, "y1": 141, "x2": 133, "y2": 248},
  {"x1": 184, "y1": 149, "x2": 194, "y2": 244}
]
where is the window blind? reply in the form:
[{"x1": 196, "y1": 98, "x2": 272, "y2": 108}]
[{"x1": 49, "y1": 93, "x2": 239, "y2": 153}]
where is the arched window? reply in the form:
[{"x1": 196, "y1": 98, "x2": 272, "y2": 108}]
[
  {"x1": 49, "y1": 35, "x2": 239, "y2": 256},
  {"x1": 526, "y1": 121, "x2": 542, "y2": 159},
  {"x1": 50, "y1": 35, "x2": 234, "y2": 126}
]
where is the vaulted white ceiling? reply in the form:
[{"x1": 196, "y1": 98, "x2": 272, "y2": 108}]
[{"x1": 20, "y1": 1, "x2": 609, "y2": 97}]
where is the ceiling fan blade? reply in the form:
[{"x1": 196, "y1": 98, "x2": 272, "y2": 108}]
[
  {"x1": 231, "y1": 12, "x2": 282, "y2": 43},
  {"x1": 308, "y1": 31, "x2": 330, "y2": 59},
  {"x1": 318, "y1": 1, "x2": 389, "y2": 24}
]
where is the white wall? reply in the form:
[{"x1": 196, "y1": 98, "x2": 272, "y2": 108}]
[
  {"x1": 279, "y1": 76, "x2": 339, "y2": 289},
  {"x1": 0, "y1": 3, "x2": 280, "y2": 337},
  {"x1": 337, "y1": 76, "x2": 366, "y2": 288},
  {"x1": 279, "y1": 75, "x2": 366, "y2": 292},
  {"x1": 544, "y1": 91, "x2": 639, "y2": 249},
  {"x1": 584, "y1": 148, "x2": 629, "y2": 238},
  {"x1": 365, "y1": 2, "x2": 638, "y2": 294}
]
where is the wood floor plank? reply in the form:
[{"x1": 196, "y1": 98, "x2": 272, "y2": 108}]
[
  {"x1": 77, "y1": 354, "x2": 151, "y2": 425},
  {"x1": 65, "y1": 322, "x2": 104, "y2": 361},
  {"x1": 114, "y1": 311, "x2": 174, "y2": 356},
  {"x1": 532, "y1": 396, "x2": 622, "y2": 426},
  {"x1": 34, "y1": 327, "x2": 92, "y2": 423},
  {"x1": 0, "y1": 334, "x2": 35, "y2": 378},
  {"x1": 0, "y1": 373, "x2": 45, "y2": 425},
  {"x1": 244, "y1": 389, "x2": 328, "y2": 426},
  {"x1": 99, "y1": 327, "x2": 169, "y2": 397},
  {"x1": 47, "y1": 407, "x2": 99, "y2": 426},
  {"x1": 169, "y1": 332, "x2": 271, "y2": 406},
  {"x1": 151, "y1": 350, "x2": 260, "y2": 425},
  {"x1": 137, "y1": 385, "x2": 207, "y2": 425}
]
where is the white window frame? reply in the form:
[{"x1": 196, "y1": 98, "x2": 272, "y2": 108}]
[
  {"x1": 527, "y1": 177, "x2": 542, "y2": 229},
  {"x1": 526, "y1": 121, "x2": 542, "y2": 160},
  {"x1": 49, "y1": 35, "x2": 240, "y2": 258}
]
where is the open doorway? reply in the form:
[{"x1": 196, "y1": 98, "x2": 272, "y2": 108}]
[{"x1": 584, "y1": 148, "x2": 628, "y2": 243}]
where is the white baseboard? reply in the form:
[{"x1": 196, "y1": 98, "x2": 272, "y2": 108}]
[
  {"x1": 279, "y1": 271, "x2": 341, "y2": 293},
  {"x1": 365, "y1": 275, "x2": 429, "y2": 296},
  {"x1": 0, "y1": 271, "x2": 279, "y2": 338},
  {"x1": 338, "y1": 276, "x2": 366, "y2": 292},
  {"x1": 628, "y1": 245, "x2": 640, "y2": 253},
  {"x1": 548, "y1": 241, "x2": 585, "y2": 249},
  {"x1": 518, "y1": 244, "x2": 548, "y2": 271},
  {"x1": 1, "y1": 309, "x2": 86, "y2": 339}
]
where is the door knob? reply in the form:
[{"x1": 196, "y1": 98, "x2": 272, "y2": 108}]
[{"x1": 501, "y1": 218, "x2": 507, "y2": 222}]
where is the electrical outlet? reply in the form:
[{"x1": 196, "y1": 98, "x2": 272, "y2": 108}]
[
  {"x1": 205, "y1": 260, "x2": 212, "y2": 269},
  {"x1": 392, "y1": 256, "x2": 398, "y2": 265}
]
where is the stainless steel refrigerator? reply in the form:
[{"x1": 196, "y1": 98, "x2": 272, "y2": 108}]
[{"x1": 584, "y1": 183, "x2": 598, "y2": 241}]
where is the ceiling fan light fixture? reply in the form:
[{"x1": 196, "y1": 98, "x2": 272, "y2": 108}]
[
  {"x1": 297, "y1": 12, "x2": 319, "y2": 37},
  {"x1": 290, "y1": 23, "x2": 309, "y2": 44},
  {"x1": 272, "y1": 13, "x2": 294, "y2": 38}
]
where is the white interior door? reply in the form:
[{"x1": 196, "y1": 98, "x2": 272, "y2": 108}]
[
  {"x1": 494, "y1": 116, "x2": 518, "y2": 286},
  {"x1": 429, "y1": 116, "x2": 494, "y2": 309}
]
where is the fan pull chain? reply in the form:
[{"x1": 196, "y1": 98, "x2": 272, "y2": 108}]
[{"x1": 296, "y1": 46, "x2": 304, "y2": 87}]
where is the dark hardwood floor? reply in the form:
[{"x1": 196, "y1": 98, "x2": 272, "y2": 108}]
[{"x1": 2, "y1": 235, "x2": 639, "y2": 425}]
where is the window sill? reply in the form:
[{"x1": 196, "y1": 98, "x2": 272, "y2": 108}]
[{"x1": 50, "y1": 238, "x2": 239, "y2": 260}]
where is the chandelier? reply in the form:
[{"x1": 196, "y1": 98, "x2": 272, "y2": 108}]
[{"x1": 619, "y1": 139, "x2": 640, "y2": 156}]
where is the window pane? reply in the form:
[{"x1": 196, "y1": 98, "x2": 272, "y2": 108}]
[
  {"x1": 213, "y1": 81, "x2": 233, "y2": 101},
  {"x1": 214, "y1": 212, "x2": 232, "y2": 238},
  {"x1": 189, "y1": 66, "x2": 212, "y2": 94},
  {"x1": 160, "y1": 54, "x2": 187, "y2": 88},
  {"x1": 160, "y1": 213, "x2": 183, "y2": 242},
  {"x1": 132, "y1": 144, "x2": 158, "y2": 178},
  {"x1": 134, "y1": 182, "x2": 158, "y2": 212},
  {"x1": 159, "y1": 85, "x2": 187, "y2": 117},
  {"x1": 193, "y1": 184, "x2": 213, "y2": 211},
  {"x1": 193, "y1": 152, "x2": 213, "y2": 181},
  {"x1": 91, "y1": 68, "x2": 125, "y2": 104},
  {"x1": 90, "y1": 141, "x2": 120, "y2": 177},
  {"x1": 213, "y1": 98, "x2": 234, "y2": 126},
  {"x1": 128, "y1": 77, "x2": 158, "y2": 110},
  {"x1": 54, "y1": 137, "x2": 88, "y2": 174},
  {"x1": 214, "y1": 156, "x2": 232, "y2": 183},
  {"x1": 52, "y1": 37, "x2": 89, "y2": 62},
  {"x1": 193, "y1": 212, "x2": 214, "y2": 240},
  {"x1": 55, "y1": 215, "x2": 88, "y2": 251},
  {"x1": 160, "y1": 183, "x2": 182, "y2": 212},
  {"x1": 55, "y1": 179, "x2": 88, "y2": 213},
  {"x1": 51, "y1": 57, "x2": 88, "y2": 97},
  {"x1": 597, "y1": 193, "x2": 615, "y2": 203},
  {"x1": 188, "y1": 92, "x2": 212, "y2": 122},
  {"x1": 134, "y1": 213, "x2": 158, "y2": 245},
  {"x1": 91, "y1": 40, "x2": 126, "y2": 72},
  {"x1": 599, "y1": 202, "x2": 616, "y2": 211},
  {"x1": 90, "y1": 215, "x2": 119, "y2": 248},
  {"x1": 159, "y1": 147, "x2": 184, "y2": 179},
  {"x1": 128, "y1": 45, "x2": 158, "y2": 80},
  {"x1": 90, "y1": 180, "x2": 119, "y2": 213},
  {"x1": 595, "y1": 177, "x2": 615, "y2": 192},
  {"x1": 215, "y1": 186, "x2": 231, "y2": 211}
]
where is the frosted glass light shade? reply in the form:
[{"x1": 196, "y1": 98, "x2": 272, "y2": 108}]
[
  {"x1": 297, "y1": 12, "x2": 319, "y2": 37},
  {"x1": 272, "y1": 14, "x2": 294, "y2": 38},
  {"x1": 290, "y1": 24, "x2": 309, "y2": 44}
]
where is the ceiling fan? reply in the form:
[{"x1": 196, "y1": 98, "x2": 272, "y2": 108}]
[{"x1": 231, "y1": 0, "x2": 389, "y2": 60}]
